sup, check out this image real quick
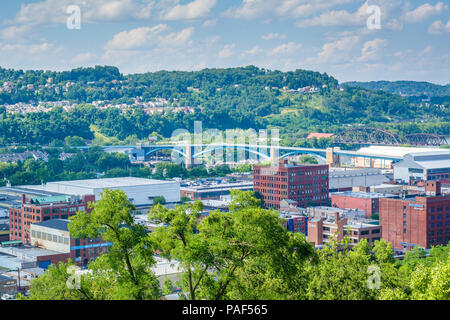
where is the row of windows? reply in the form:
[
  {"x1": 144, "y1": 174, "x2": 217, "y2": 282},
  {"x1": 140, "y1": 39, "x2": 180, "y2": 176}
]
[
  {"x1": 31, "y1": 229, "x2": 70, "y2": 245},
  {"x1": 429, "y1": 237, "x2": 450, "y2": 244}
]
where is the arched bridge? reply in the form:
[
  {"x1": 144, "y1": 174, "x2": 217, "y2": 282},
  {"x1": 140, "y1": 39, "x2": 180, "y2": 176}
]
[{"x1": 94, "y1": 143, "x2": 404, "y2": 169}]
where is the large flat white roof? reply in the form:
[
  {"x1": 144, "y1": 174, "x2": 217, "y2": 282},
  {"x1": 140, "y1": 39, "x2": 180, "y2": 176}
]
[
  {"x1": 46, "y1": 177, "x2": 177, "y2": 189},
  {"x1": 357, "y1": 146, "x2": 443, "y2": 158}
]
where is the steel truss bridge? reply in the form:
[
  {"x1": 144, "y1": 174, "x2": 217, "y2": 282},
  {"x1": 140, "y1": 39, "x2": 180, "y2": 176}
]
[{"x1": 333, "y1": 127, "x2": 448, "y2": 147}]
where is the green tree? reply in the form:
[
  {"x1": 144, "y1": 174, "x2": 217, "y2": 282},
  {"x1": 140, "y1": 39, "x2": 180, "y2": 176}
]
[
  {"x1": 64, "y1": 136, "x2": 87, "y2": 147},
  {"x1": 153, "y1": 196, "x2": 166, "y2": 206},
  {"x1": 149, "y1": 190, "x2": 316, "y2": 300},
  {"x1": 68, "y1": 189, "x2": 160, "y2": 300}
]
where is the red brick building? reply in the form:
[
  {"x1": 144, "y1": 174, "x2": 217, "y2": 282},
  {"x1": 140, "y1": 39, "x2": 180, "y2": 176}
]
[
  {"x1": 331, "y1": 191, "x2": 393, "y2": 218},
  {"x1": 253, "y1": 159, "x2": 329, "y2": 209},
  {"x1": 307, "y1": 212, "x2": 381, "y2": 247},
  {"x1": 379, "y1": 181, "x2": 450, "y2": 250},
  {"x1": 9, "y1": 194, "x2": 95, "y2": 244}
]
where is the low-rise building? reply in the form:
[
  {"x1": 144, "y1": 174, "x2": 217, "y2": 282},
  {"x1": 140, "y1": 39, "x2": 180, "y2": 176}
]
[
  {"x1": 30, "y1": 219, "x2": 111, "y2": 268},
  {"x1": 0, "y1": 274, "x2": 17, "y2": 296},
  {"x1": 307, "y1": 211, "x2": 381, "y2": 247},
  {"x1": 21, "y1": 177, "x2": 180, "y2": 207},
  {"x1": 329, "y1": 168, "x2": 391, "y2": 192},
  {"x1": 280, "y1": 213, "x2": 307, "y2": 234},
  {"x1": 181, "y1": 181, "x2": 253, "y2": 200},
  {"x1": 393, "y1": 151, "x2": 450, "y2": 184}
]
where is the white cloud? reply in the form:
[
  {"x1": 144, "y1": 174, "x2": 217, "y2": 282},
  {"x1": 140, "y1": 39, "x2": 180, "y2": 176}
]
[
  {"x1": 261, "y1": 32, "x2": 287, "y2": 40},
  {"x1": 105, "y1": 25, "x2": 194, "y2": 50},
  {"x1": 203, "y1": 19, "x2": 218, "y2": 27},
  {"x1": 12, "y1": 0, "x2": 154, "y2": 26},
  {"x1": 296, "y1": 2, "x2": 369, "y2": 27},
  {"x1": 312, "y1": 36, "x2": 360, "y2": 63},
  {"x1": 71, "y1": 52, "x2": 96, "y2": 64},
  {"x1": 163, "y1": 0, "x2": 217, "y2": 20},
  {"x1": 0, "y1": 41, "x2": 58, "y2": 55},
  {"x1": 359, "y1": 38, "x2": 387, "y2": 61},
  {"x1": 418, "y1": 45, "x2": 433, "y2": 57},
  {"x1": 0, "y1": 25, "x2": 30, "y2": 41},
  {"x1": 218, "y1": 44, "x2": 236, "y2": 58},
  {"x1": 224, "y1": 0, "x2": 356, "y2": 20},
  {"x1": 402, "y1": 2, "x2": 447, "y2": 23},
  {"x1": 269, "y1": 42, "x2": 302, "y2": 56},
  {"x1": 241, "y1": 46, "x2": 264, "y2": 57},
  {"x1": 428, "y1": 20, "x2": 450, "y2": 34}
]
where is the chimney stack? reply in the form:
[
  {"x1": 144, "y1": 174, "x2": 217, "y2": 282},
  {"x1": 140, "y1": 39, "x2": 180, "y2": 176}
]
[{"x1": 425, "y1": 180, "x2": 441, "y2": 196}]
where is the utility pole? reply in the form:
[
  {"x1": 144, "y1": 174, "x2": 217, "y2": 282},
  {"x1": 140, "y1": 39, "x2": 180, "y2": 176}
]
[{"x1": 17, "y1": 268, "x2": 21, "y2": 293}]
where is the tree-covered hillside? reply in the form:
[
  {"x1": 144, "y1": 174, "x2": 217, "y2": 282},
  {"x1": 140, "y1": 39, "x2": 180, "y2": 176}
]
[
  {"x1": 0, "y1": 66, "x2": 448, "y2": 146},
  {"x1": 343, "y1": 80, "x2": 450, "y2": 97}
]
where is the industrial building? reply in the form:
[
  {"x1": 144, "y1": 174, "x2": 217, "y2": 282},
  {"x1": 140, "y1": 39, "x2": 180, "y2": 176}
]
[
  {"x1": 379, "y1": 181, "x2": 450, "y2": 250},
  {"x1": 253, "y1": 159, "x2": 329, "y2": 209},
  {"x1": 352, "y1": 146, "x2": 443, "y2": 169},
  {"x1": 9, "y1": 194, "x2": 95, "y2": 244},
  {"x1": 30, "y1": 219, "x2": 111, "y2": 268},
  {"x1": 329, "y1": 168, "x2": 391, "y2": 192},
  {"x1": 20, "y1": 177, "x2": 181, "y2": 206},
  {"x1": 180, "y1": 181, "x2": 253, "y2": 200},
  {"x1": 331, "y1": 191, "x2": 396, "y2": 218},
  {"x1": 0, "y1": 219, "x2": 111, "y2": 270},
  {"x1": 393, "y1": 151, "x2": 450, "y2": 184}
]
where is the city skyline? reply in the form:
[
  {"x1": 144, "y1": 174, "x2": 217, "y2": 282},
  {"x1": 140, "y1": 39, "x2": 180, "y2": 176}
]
[{"x1": 0, "y1": 0, "x2": 448, "y2": 84}]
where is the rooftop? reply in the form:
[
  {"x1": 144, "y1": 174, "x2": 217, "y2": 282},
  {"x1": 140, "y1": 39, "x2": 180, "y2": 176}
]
[
  {"x1": 181, "y1": 182, "x2": 253, "y2": 192},
  {"x1": 33, "y1": 219, "x2": 70, "y2": 232},
  {"x1": 332, "y1": 191, "x2": 396, "y2": 199},
  {"x1": 45, "y1": 177, "x2": 177, "y2": 189},
  {"x1": 357, "y1": 146, "x2": 443, "y2": 158},
  {"x1": 30, "y1": 195, "x2": 69, "y2": 205},
  {"x1": 0, "y1": 244, "x2": 65, "y2": 261}
]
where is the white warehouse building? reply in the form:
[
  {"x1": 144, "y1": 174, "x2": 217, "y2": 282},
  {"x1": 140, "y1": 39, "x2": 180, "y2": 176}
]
[{"x1": 21, "y1": 177, "x2": 180, "y2": 206}]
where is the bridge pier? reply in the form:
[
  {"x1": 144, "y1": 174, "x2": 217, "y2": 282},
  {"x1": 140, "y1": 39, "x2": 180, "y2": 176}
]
[
  {"x1": 185, "y1": 145, "x2": 193, "y2": 169},
  {"x1": 326, "y1": 147, "x2": 341, "y2": 167},
  {"x1": 270, "y1": 146, "x2": 278, "y2": 165}
]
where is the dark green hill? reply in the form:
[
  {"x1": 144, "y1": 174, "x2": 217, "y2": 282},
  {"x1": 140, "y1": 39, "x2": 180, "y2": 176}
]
[{"x1": 343, "y1": 80, "x2": 450, "y2": 97}]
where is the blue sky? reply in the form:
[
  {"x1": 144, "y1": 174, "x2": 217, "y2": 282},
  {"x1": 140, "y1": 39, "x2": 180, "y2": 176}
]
[{"x1": 0, "y1": 0, "x2": 449, "y2": 84}]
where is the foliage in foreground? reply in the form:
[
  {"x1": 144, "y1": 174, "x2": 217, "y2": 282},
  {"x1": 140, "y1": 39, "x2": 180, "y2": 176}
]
[{"x1": 23, "y1": 190, "x2": 450, "y2": 300}]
